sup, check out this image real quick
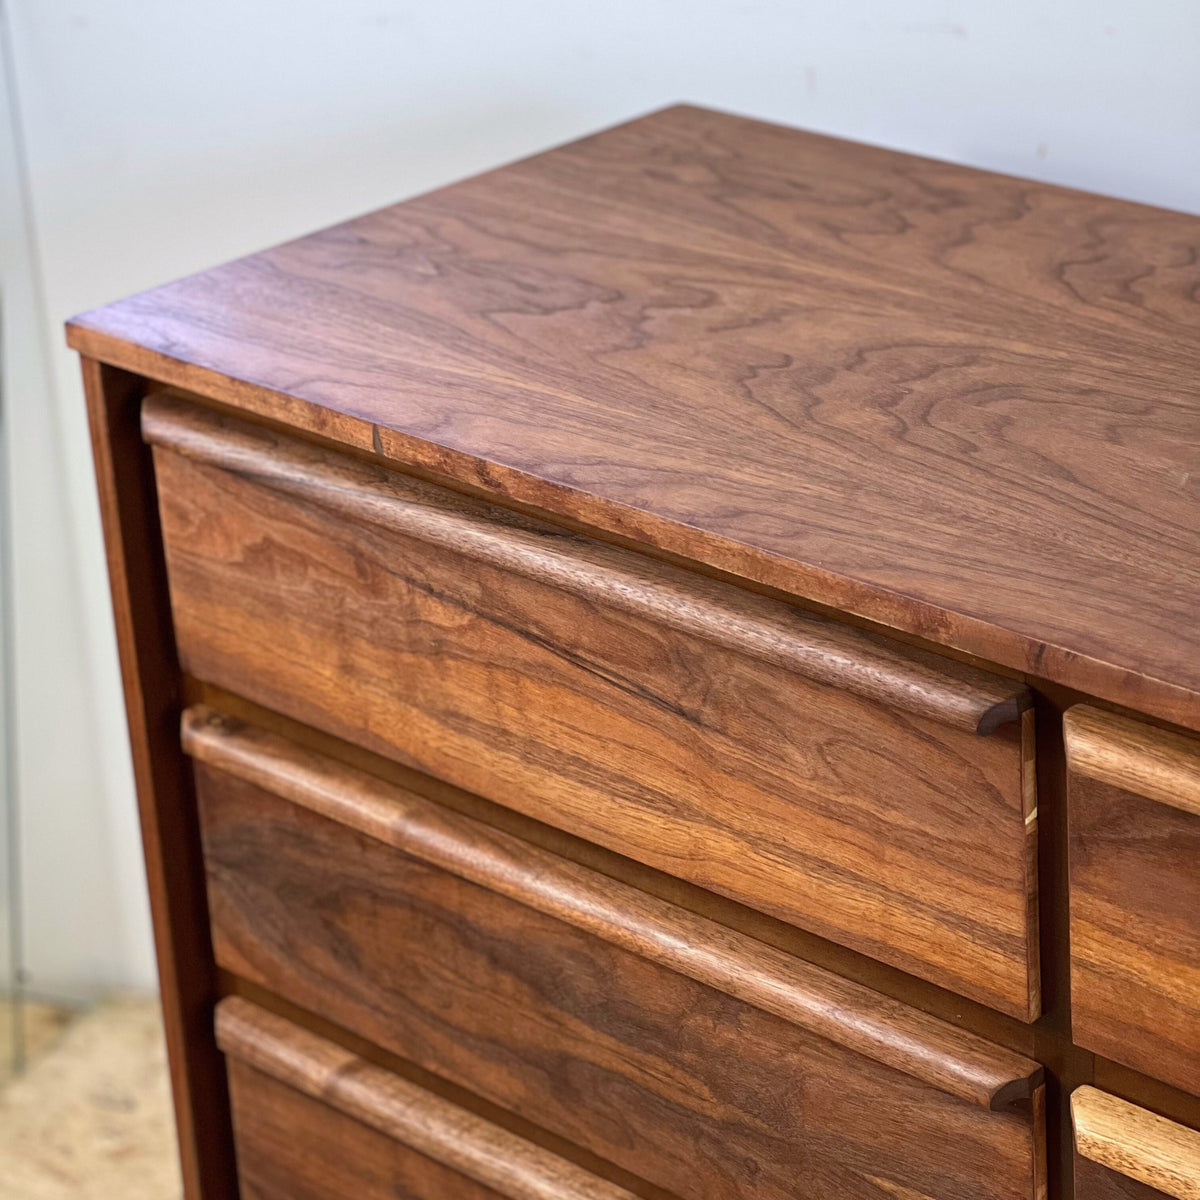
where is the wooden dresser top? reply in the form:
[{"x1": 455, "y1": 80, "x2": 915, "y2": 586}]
[{"x1": 67, "y1": 104, "x2": 1200, "y2": 731}]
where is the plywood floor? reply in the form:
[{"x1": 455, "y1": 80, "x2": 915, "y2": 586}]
[{"x1": 0, "y1": 996, "x2": 181, "y2": 1199}]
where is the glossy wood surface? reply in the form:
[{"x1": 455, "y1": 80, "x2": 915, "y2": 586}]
[
  {"x1": 68, "y1": 104, "x2": 1200, "y2": 733},
  {"x1": 1072, "y1": 1088, "x2": 1200, "y2": 1200},
  {"x1": 227, "y1": 1061, "x2": 510, "y2": 1200},
  {"x1": 218, "y1": 998, "x2": 641, "y2": 1200},
  {"x1": 144, "y1": 392, "x2": 1028, "y2": 736},
  {"x1": 183, "y1": 704, "x2": 1041, "y2": 1111},
  {"x1": 148, "y1": 396, "x2": 1040, "y2": 1017},
  {"x1": 70, "y1": 105, "x2": 1200, "y2": 1200},
  {"x1": 196, "y1": 740, "x2": 1047, "y2": 1200},
  {"x1": 1066, "y1": 708, "x2": 1200, "y2": 1097},
  {"x1": 1066, "y1": 706, "x2": 1200, "y2": 819}
]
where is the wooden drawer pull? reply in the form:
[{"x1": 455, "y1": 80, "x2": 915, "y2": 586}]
[
  {"x1": 1065, "y1": 706, "x2": 1200, "y2": 818},
  {"x1": 145, "y1": 392, "x2": 1029, "y2": 736},
  {"x1": 1073, "y1": 1087, "x2": 1200, "y2": 1200},
  {"x1": 217, "y1": 997, "x2": 640, "y2": 1200},
  {"x1": 185, "y1": 706, "x2": 1041, "y2": 1111}
]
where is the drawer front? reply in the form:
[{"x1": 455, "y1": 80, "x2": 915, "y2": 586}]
[
  {"x1": 1066, "y1": 707, "x2": 1200, "y2": 1095},
  {"x1": 218, "y1": 997, "x2": 640, "y2": 1200},
  {"x1": 189, "y1": 707, "x2": 1045, "y2": 1200},
  {"x1": 1072, "y1": 1088, "x2": 1200, "y2": 1200},
  {"x1": 148, "y1": 394, "x2": 1039, "y2": 1018}
]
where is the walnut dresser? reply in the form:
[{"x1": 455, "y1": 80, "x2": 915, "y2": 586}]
[{"x1": 67, "y1": 106, "x2": 1200, "y2": 1200}]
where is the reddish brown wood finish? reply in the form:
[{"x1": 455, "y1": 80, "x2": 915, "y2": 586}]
[
  {"x1": 147, "y1": 396, "x2": 1039, "y2": 1016},
  {"x1": 67, "y1": 105, "x2": 1200, "y2": 733},
  {"x1": 1072, "y1": 1088, "x2": 1200, "y2": 1200},
  {"x1": 183, "y1": 704, "x2": 1040, "y2": 1112},
  {"x1": 68, "y1": 106, "x2": 1200, "y2": 1200},
  {"x1": 197, "y1": 737, "x2": 1046, "y2": 1200},
  {"x1": 227, "y1": 1062, "x2": 511, "y2": 1200},
  {"x1": 1067, "y1": 709, "x2": 1200, "y2": 1098},
  {"x1": 79, "y1": 359, "x2": 235, "y2": 1200},
  {"x1": 143, "y1": 393, "x2": 1028, "y2": 737},
  {"x1": 219, "y1": 998, "x2": 642, "y2": 1200}
]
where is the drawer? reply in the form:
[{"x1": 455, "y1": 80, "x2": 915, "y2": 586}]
[
  {"x1": 1066, "y1": 706, "x2": 1200, "y2": 1095},
  {"x1": 217, "y1": 996, "x2": 643, "y2": 1200},
  {"x1": 1072, "y1": 1087, "x2": 1200, "y2": 1200},
  {"x1": 148, "y1": 392, "x2": 1039, "y2": 1018},
  {"x1": 188, "y1": 706, "x2": 1046, "y2": 1200}
]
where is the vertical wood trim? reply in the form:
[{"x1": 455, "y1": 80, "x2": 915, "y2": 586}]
[
  {"x1": 1032, "y1": 1083, "x2": 1049, "y2": 1200},
  {"x1": 1021, "y1": 706, "x2": 1042, "y2": 1020},
  {"x1": 80, "y1": 360, "x2": 235, "y2": 1199}
]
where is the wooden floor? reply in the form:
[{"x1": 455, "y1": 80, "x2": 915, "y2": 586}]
[{"x1": 0, "y1": 996, "x2": 181, "y2": 1199}]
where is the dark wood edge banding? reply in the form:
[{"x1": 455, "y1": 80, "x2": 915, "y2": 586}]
[
  {"x1": 80, "y1": 361, "x2": 238, "y2": 1200},
  {"x1": 1064, "y1": 706, "x2": 1200, "y2": 819},
  {"x1": 1072, "y1": 1087, "x2": 1200, "y2": 1200},
  {"x1": 216, "y1": 997, "x2": 642, "y2": 1200},
  {"x1": 144, "y1": 391, "x2": 1030, "y2": 736},
  {"x1": 186, "y1": 706, "x2": 1043, "y2": 1111}
]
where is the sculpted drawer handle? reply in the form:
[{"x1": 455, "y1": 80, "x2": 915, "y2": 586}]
[
  {"x1": 1072, "y1": 1087, "x2": 1200, "y2": 1200},
  {"x1": 185, "y1": 705, "x2": 1042, "y2": 1111},
  {"x1": 1065, "y1": 706, "x2": 1200, "y2": 818},
  {"x1": 144, "y1": 391, "x2": 1030, "y2": 736},
  {"x1": 217, "y1": 997, "x2": 640, "y2": 1200}
]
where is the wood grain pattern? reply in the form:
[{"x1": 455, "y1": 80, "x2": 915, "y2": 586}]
[
  {"x1": 182, "y1": 703, "x2": 1041, "y2": 1111},
  {"x1": 148, "y1": 397, "x2": 1040, "y2": 1017},
  {"x1": 1066, "y1": 708, "x2": 1200, "y2": 1097},
  {"x1": 78, "y1": 360, "x2": 236, "y2": 1199},
  {"x1": 227, "y1": 1059, "x2": 510, "y2": 1200},
  {"x1": 66, "y1": 104, "x2": 1200, "y2": 732},
  {"x1": 1066, "y1": 706, "x2": 1200, "y2": 819},
  {"x1": 195, "y1": 678, "x2": 1054, "y2": 1065},
  {"x1": 198, "y1": 756, "x2": 1047, "y2": 1200},
  {"x1": 145, "y1": 392, "x2": 1029, "y2": 736},
  {"x1": 1075, "y1": 1155, "x2": 1176, "y2": 1200},
  {"x1": 217, "y1": 998, "x2": 641, "y2": 1200},
  {"x1": 1072, "y1": 1088, "x2": 1200, "y2": 1200}
]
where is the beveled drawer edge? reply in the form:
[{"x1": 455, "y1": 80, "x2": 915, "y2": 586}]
[
  {"x1": 1072, "y1": 1087, "x2": 1200, "y2": 1200},
  {"x1": 144, "y1": 391, "x2": 1030, "y2": 736},
  {"x1": 217, "y1": 997, "x2": 640, "y2": 1200},
  {"x1": 1065, "y1": 706, "x2": 1200, "y2": 818},
  {"x1": 186, "y1": 705, "x2": 1042, "y2": 1111}
]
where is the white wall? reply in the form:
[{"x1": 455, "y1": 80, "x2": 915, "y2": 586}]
[
  {"x1": 2, "y1": 18, "x2": 151, "y2": 1003},
  {"x1": 3, "y1": 0, "x2": 1199, "y2": 996}
]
